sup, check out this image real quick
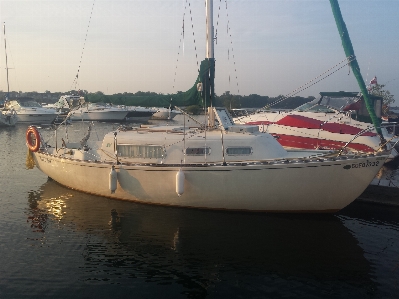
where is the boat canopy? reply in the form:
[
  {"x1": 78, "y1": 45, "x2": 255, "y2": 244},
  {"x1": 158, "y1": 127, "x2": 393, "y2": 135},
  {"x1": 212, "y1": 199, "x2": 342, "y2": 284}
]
[{"x1": 293, "y1": 92, "x2": 383, "y2": 115}]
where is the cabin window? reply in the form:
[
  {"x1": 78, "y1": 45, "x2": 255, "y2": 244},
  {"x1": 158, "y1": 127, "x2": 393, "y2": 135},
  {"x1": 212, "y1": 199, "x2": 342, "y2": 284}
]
[
  {"x1": 117, "y1": 144, "x2": 164, "y2": 159},
  {"x1": 226, "y1": 147, "x2": 252, "y2": 155},
  {"x1": 185, "y1": 147, "x2": 211, "y2": 156}
]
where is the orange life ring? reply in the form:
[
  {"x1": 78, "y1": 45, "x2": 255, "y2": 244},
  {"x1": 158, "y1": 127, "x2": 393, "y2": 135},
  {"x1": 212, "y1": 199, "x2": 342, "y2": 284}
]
[{"x1": 26, "y1": 126, "x2": 41, "y2": 152}]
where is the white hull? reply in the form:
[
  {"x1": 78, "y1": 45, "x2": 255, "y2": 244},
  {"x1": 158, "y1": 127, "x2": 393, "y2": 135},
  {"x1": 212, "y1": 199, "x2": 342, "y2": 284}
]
[
  {"x1": 16, "y1": 112, "x2": 58, "y2": 124},
  {"x1": 69, "y1": 110, "x2": 128, "y2": 122},
  {"x1": 32, "y1": 151, "x2": 385, "y2": 212},
  {"x1": 151, "y1": 110, "x2": 179, "y2": 120},
  {"x1": 5, "y1": 100, "x2": 58, "y2": 124}
]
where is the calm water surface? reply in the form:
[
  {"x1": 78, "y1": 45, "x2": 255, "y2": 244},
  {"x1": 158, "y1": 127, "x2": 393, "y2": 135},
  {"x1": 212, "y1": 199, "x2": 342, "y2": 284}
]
[{"x1": 1, "y1": 119, "x2": 399, "y2": 298}]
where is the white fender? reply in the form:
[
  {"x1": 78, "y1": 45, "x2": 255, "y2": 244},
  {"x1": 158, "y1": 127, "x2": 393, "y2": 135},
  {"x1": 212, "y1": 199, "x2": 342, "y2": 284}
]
[
  {"x1": 176, "y1": 168, "x2": 185, "y2": 196},
  {"x1": 109, "y1": 165, "x2": 117, "y2": 194}
]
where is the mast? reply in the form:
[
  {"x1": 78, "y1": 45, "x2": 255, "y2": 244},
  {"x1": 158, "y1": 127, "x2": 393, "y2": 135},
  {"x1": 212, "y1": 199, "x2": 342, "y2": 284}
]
[
  {"x1": 3, "y1": 22, "x2": 10, "y2": 101},
  {"x1": 329, "y1": 0, "x2": 384, "y2": 141},
  {"x1": 203, "y1": 0, "x2": 215, "y2": 107},
  {"x1": 206, "y1": 0, "x2": 214, "y2": 59}
]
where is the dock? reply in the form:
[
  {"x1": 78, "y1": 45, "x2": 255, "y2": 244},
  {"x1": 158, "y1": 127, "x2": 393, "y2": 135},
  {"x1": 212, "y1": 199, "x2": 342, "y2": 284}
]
[{"x1": 357, "y1": 178, "x2": 399, "y2": 206}]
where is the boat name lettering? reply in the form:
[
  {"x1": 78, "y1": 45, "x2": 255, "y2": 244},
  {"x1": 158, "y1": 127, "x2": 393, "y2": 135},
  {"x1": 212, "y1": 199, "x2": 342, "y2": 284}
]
[
  {"x1": 39, "y1": 156, "x2": 52, "y2": 164},
  {"x1": 349, "y1": 160, "x2": 379, "y2": 169}
]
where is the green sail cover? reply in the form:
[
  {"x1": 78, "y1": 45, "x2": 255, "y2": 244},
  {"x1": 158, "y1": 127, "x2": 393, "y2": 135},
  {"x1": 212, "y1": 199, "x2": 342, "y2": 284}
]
[
  {"x1": 199, "y1": 58, "x2": 215, "y2": 107},
  {"x1": 85, "y1": 58, "x2": 215, "y2": 108},
  {"x1": 329, "y1": 0, "x2": 384, "y2": 138}
]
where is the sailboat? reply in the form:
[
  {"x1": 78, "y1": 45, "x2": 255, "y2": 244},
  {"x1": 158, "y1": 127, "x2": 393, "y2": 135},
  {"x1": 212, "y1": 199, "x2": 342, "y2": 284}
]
[
  {"x1": 26, "y1": 0, "x2": 389, "y2": 212},
  {"x1": 2, "y1": 23, "x2": 58, "y2": 125},
  {"x1": 0, "y1": 22, "x2": 17, "y2": 127}
]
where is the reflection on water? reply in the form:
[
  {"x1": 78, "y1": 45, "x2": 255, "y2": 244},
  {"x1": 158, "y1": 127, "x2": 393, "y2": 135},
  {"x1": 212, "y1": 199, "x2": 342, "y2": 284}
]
[
  {"x1": 21, "y1": 179, "x2": 380, "y2": 298},
  {"x1": 338, "y1": 201, "x2": 399, "y2": 299}
]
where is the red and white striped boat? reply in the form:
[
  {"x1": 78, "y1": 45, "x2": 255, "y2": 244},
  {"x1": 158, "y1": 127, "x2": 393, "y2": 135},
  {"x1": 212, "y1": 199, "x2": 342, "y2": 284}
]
[{"x1": 235, "y1": 92, "x2": 399, "y2": 163}]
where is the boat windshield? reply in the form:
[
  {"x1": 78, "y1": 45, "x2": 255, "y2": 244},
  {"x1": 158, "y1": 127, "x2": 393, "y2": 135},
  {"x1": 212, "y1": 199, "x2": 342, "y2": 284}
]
[
  {"x1": 230, "y1": 109, "x2": 248, "y2": 117},
  {"x1": 319, "y1": 96, "x2": 359, "y2": 111},
  {"x1": 294, "y1": 95, "x2": 360, "y2": 113},
  {"x1": 293, "y1": 102, "x2": 336, "y2": 113},
  {"x1": 20, "y1": 101, "x2": 42, "y2": 108}
]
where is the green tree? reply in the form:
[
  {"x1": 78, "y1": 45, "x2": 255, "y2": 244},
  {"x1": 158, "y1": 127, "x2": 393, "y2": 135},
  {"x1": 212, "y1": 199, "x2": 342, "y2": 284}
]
[{"x1": 369, "y1": 83, "x2": 395, "y2": 116}]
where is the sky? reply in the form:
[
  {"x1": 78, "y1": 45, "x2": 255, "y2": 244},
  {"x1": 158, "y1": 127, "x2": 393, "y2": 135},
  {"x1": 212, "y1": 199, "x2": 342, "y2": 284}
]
[{"x1": 0, "y1": 0, "x2": 398, "y2": 101}]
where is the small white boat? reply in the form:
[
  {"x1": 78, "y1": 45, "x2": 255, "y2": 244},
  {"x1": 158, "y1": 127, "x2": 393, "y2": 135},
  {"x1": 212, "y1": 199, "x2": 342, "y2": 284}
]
[
  {"x1": 5, "y1": 98, "x2": 58, "y2": 124},
  {"x1": 69, "y1": 102, "x2": 129, "y2": 122},
  {"x1": 53, "y1": 97, "x2": 155, "y2": 122},
  {"x1": 151, "y1": 107, "x2": 181, "y2": 120},
  {"x1": 48, "y1": 95, "x2": 129, "y2": 122}
]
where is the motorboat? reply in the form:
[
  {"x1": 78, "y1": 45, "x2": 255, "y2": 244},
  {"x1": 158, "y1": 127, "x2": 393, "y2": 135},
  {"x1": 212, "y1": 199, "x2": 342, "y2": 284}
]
[
  {"x1": 5, "y1": 98, "x2": 58, "y2": 124},
  {"x1": 69, "y1": 102, "x2": 129, "y2": 122},
  {"x1": 151, "y1": 107, "x2": 181, "y2": 120},
  {"x1": 235, "y1": 92, "x2": 399, "y2": 164},
  {"x1": 48, "y1": 95, "x2": 129, "y2": 122},
  {"x1": 25, "y1": 0, "x2": 389, "y2": 212}
]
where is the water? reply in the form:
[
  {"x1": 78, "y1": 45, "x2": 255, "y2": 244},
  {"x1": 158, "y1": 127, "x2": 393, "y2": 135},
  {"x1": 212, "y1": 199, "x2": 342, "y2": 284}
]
[{"x1": 1, "y1": 119, "x2": 399, "y2": 298}]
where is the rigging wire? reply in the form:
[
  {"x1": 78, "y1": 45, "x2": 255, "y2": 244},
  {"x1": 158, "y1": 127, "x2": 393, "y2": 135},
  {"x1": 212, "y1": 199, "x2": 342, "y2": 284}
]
[
  {"x1": 172, "y1": 0, "x2": 203, "y2": 127},
  {"x1": 173, "y1": 1, "x2": 186, "y2": 92},
  {"x1": 173, "y1": 0, "x2": 200, "y2": 91},
  {"x1": 261, "y1": 55, "x2": 357, "y2": 110},
  {"x1": 214, "y1": 0, "x2": 240, "y2": 95},
  {"x1": 71, "y1": 0, "x2": 96, "y2": 91},
  {"x1": 234, "y1": 55, "x2": 357, "y2": 125}
]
